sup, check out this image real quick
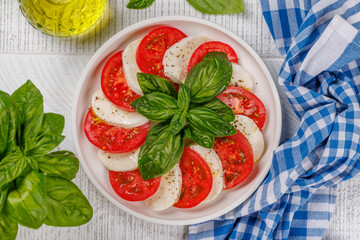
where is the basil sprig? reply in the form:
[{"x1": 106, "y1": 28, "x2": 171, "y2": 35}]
[
  {"x1": 131, "y1": 52, "x2": 235, "y2": 180},
  {"x1": 0, "y1": 81, "x2": 92, "y2": 239}
]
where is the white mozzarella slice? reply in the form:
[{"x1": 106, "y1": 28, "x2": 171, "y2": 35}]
[
  {"x1": 189, "y1": 144, "x2": 224, "y2": 204},
  {"x1": 144, "y1": 164, "x2": 182, "y2": 211},
  {"x1": 122, "y1": 39, "x2": 143, "y2": 95},
  {"x1": 163, "y1": 36, "x2": 210, "y2": 83},
  {"x1": 98, "y1": 148, "x2": 139, "y2": 171},
  {"x1": 92, "y1": 90, "x2": 149, "y2": 128},
  {"x1": 232, "y1": 115, "x2": 264, "y2": 162},
  {"x1": 231, "y1": 63, "x2": 253, "y2": 91}
]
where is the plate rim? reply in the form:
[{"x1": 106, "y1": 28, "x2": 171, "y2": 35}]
[{"x1": 72, "y1": 15, "x2": 282, "y2": 225}]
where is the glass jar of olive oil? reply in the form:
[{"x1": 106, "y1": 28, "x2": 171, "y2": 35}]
[{"x1": 18, "y1": 0, "x2": 107, "y2": 37}]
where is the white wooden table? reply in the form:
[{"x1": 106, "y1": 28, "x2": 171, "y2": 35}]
[{"x1": 1, "y1": 0, "x2": 359, "y2": 239}]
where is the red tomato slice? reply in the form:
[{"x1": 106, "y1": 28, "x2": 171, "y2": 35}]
[
  {"x1": 84, "y1": 108, "x2": 150, "y2": 153},
  {"x1": 109, "y1": 169, "x2": 161, "y2": 201},
  {"x1": 217, "y1": 86, "x2": 266, "y2": 130},
  {"x1": 101, "y1": 51, "x2": 141, "y2": 112},
  {"x1": 136, "y1": 27, "x2": 187, "y2": 78},
  {"x1": 213, "y1": 130, "x2": 254, "y2": 189},
  {"x1": 187, "y1": 41, "x2": 238, "y2": 72},
  {"x1": 173, "y1": 148, "x2": 213, "y2": 208}
]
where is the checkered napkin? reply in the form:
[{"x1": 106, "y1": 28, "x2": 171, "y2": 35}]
[{"x1": 189, "y1": 0, "x2": 360, "y2": 239}]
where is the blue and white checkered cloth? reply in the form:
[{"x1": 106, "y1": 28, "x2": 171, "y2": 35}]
[{"x1": 189, "y1": 0, "x2": 360, "y2": 239}]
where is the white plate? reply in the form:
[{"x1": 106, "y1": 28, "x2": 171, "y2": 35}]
[{"x1": 72, "y1": 16, "x2": 282, "y2": 225}]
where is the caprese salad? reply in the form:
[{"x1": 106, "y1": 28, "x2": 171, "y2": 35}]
[{"x1": 84, "y1": 26, "x2": 266, "y2": 211}]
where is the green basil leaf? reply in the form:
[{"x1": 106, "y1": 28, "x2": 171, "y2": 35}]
[
  {"x1": 137, "y1": 73, "x2": 178, "y2": 98},
  {"x1": 37, "y1": 151, "x2": 79, "y2": 180},
  {"x1": 0, "y1": 213, "x2": 18, "y2": 240},
  {"x1": 177, "y1": 83, "x2": 190, "y2": 111},
  {"x1": 38, "y1": 113, "x2": 65, "y2": 137},
  {"x1": 185, "y1": 52, "x2": 232, "y2": 103},
  {"x1": 29, "y1": 135, "x2": 65, "y2": 158},
  {"x1": 26, "y1": 156, "x2": 39, "y2": 172},
  {"x1": 0, "y1": 93, "x2": 10, "y2": 158},
  {"x1": 0, "y1": 91, "x2": 20, "y2": 158},
  {"x1": 131, "y1": 92, "x2": 179, "y2": 122},
  {"x1": 188, "y1": 107, "x2": 236, "y2": 137},
  {"x1": 44, "y1": 176, "x2": 93, "y2": 227},
  {"x1": 11, "y1": 80, "x2": 44, "y2": 151},
  {"x1": 201, "y1": 98, "x2": 235, "y2": 122},
  {"x1": 0, "y1": 151, "x2": 28, "y2": 189},
  {"x1": 184, "y1": 126, "x2": 215, "y2": 149},
  {"x1": 127, "y1": 0, "x2": 155, "y2": 9},
  {"x1": 0, "y1": 184, "x2": 10, "y2": 213},
  {"x1": 170, "y1": 110, "x2": 187, "y2": 135},
  {"x1": 4, "y1": 171, "x2": 47, "y2": 229},
  {"x1": 139, "y1": 122, "x2": 184, "y2": 180},
  {"x1": 186, "y1": 0, "x2": 245, "y2": 14}
]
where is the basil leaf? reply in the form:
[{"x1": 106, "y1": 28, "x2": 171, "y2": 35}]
[
  {"x1": 131, "y1": 92, "x2": 179, "y2": 122},
  {"x1": 0, "y1": 91, "x2": 20, "y2": 158},
  {"x1": 177, "y1": 83, "x2": 190, "y2": 111},
  {"x1": 137, "y1": 73, "x2": 178, "y2": 98},
  {"x1": 186, "y1": 0, "x2": 245, "y2": 14},
  {"x1": 170, "y1": 110, "x2": 187, "y2": 135},
  {"x1": 201, "y1": 98, "x2": 235, "y2": 122},
  {"x1": 185, "y1": 52, "x2": 232, "y2": 103},
  {"x1": 4, "y1": 171, "x2": 47, "y2": 229},
  {"x1": 184, "y1": 126, "x2": 215, "y2": 149},
  {"x1": 44, "y1": 176, "x2": 93, "y2": 227},
  {"x1": 0, "y1": 213, "x2": 18, "y2": 240},
  {"x1": 38, "y1": 113, "x2": 65, "y2": 137},
  {"x1": 29, "y1": 135, "x2": 65, "y2": 158},
  {"x1": 26, "y1": 156, "x2": 39, "y2": 172},
  {"x1": 127, "y1": 0, "x2": 155, "y2": 9},
  {"x1": 188, "y1": 107, "x2": 236, "y2": 137},
  {"x1": 139, "y1": 122, "x2": 184, "y2": 180},
  {"x1": 38, "y1": 151, "x2": 79, "y2": 180},
  {"x1": 0, "y1": 93, "x2": 10, "y2": 158},
  {"x1": 0, "y1": 151, "x2": 28, "y2": 189},
  {"x1": 12, "y1": 80, "x2": 44, "y2": 151},
  {"x1": 0, "y1": 184, "x2": 10, "y2": 212}
]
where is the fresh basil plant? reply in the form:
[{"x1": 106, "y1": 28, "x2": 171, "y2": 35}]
[
  {"x1": 131, "y1": 52, "x2": 236, "y2": 180},
  {"x1": 0, "y1": 81, "x2": 92, "y2": 240}
]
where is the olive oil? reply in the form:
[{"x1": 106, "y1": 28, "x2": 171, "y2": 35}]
[{"x1": 19, "y1": 0, "x2": 107, "y2": 37}]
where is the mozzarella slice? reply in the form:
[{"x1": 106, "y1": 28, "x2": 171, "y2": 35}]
[
  {"x1": 98, "y1": 148, "x2": 139, "y2": 171},
  {"x1": 231, "y1": 63, "x2": 253, "y2": 91},
  {"x1": 163, "y1": 36, "x2": 210, "y2": 83},
  {"x1": 92, "y1": 90, "x2": 149, "y2": 128},
  {"x1": 144, "y1": 164, "x2": 182, "y2": 211},
  {"x1": 123, "y1": 39, "x2": 143, "y2": 95},
  {"x1": 232, "y1": 115, "x2": 264, "y2": 162},
  {"x1": 189, "y1": 144, "x2": 224, "y2": 204}
]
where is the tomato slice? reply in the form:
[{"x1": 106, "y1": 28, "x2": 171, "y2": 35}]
[
  {"x1": 84, "y1": 108, "x2": 150, "y2": 153},
  {"x1": 187, "y1": 41, "x2": 238, "y2": 72},
  {"x1": 109, "y1": 169, "x2": 161, "y2": 201},
  {"x1": 136, "y1": 27, "x2": 187, "y2": 78},
  {"x1": 213, "y1": 130, "x2": 254, "y2": 189},
  {"x1": 101, "y1": 51, "x2": 141, "y2": 112},
  {"x1": 217, "y1": 86, "x2": 266, "y2": 130},
  {"x1": 173, "y1": 148, "x2": 213, "y2": 208}
]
